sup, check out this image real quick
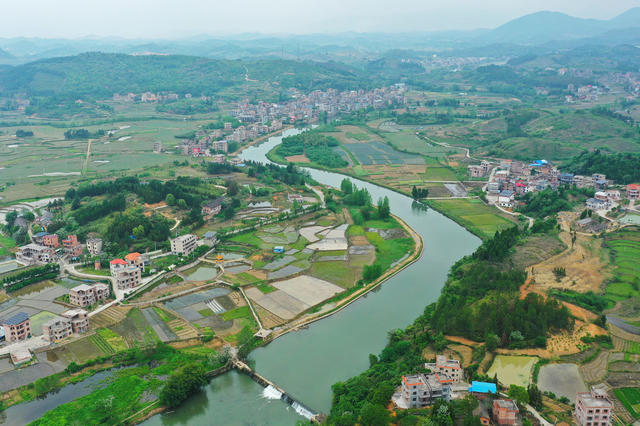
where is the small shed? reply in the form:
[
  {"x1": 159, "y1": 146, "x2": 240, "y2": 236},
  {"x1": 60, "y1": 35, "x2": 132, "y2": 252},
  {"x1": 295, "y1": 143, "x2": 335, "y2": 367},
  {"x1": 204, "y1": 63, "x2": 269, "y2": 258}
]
[{"x1": 273, "y1": 246, "x2": 284, "y2": 254}]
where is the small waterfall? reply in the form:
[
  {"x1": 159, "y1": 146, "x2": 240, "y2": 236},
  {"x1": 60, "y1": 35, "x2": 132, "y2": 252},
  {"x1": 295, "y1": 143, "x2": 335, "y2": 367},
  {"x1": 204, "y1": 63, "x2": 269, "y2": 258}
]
[
  {"x1": 291, "y1": 402, "x2": 315, "y2": 419},
  {"x1": 262, "y1": 385, "x2": 283, "y2": 400}
]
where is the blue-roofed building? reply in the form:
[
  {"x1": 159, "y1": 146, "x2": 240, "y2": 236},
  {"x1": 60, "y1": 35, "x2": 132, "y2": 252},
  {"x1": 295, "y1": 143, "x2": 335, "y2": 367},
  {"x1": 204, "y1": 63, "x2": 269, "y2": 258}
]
[
  {"x1": 273, "y1": 246, "x2": 284, "y2": 254},
  {"x1": 469, "y1": 381, "x2": 497, "y2": 395},
  {"x1": 560, "y1": 173, "x2": 574, "y2": 185},
  {"x1": 1, "y1": 312, "x2": 31, "y2": 342}
]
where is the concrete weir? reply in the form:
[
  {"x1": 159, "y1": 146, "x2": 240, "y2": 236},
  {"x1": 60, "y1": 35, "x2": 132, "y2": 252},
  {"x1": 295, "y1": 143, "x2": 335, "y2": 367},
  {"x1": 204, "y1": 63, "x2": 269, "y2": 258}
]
[{"x1": 231, "y1": 359, "x2": 325, "y2": 423}]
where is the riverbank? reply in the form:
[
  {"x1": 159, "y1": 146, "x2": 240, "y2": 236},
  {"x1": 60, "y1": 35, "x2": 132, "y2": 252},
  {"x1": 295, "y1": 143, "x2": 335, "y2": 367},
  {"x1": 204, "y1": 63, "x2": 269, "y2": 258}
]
[{"x1": 266, "y1": 211, "x2": 423, "y2": 343}]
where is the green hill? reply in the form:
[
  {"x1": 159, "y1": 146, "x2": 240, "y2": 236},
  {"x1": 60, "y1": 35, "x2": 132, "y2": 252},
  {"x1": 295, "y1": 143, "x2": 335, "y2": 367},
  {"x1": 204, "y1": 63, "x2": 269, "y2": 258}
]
[{"x1": 0, "y1": 52, "x2": 368, "y2": 101}]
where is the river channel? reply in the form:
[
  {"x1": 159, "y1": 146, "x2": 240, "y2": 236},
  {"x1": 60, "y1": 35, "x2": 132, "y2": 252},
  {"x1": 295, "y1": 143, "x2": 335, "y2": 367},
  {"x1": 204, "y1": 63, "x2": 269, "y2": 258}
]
[{"x1": 141, "y1": 128, "x2": 480, "y2": 424}]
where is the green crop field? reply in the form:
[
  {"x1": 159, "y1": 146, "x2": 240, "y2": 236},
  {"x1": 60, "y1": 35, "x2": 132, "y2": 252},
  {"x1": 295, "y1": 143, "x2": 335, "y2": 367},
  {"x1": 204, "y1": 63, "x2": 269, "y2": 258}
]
[
  {"x1": 426, "y1": 198, "x2": 518, "y2": 240},
  {"x1": 604, "y1": 228, "x2": 640, "y2": 304},
  {"x1": 423, "y1": 165, "x2": 458, "y2": 181},
  {"x1": 382, "y1": 130, "x2": 448, "y2": 158},
  {"x1": 614, "y1": 388, "x2": 640, "y2": 419},
  {"x1": 309, "y1": 260, "x2": 360, "y2": 288}
]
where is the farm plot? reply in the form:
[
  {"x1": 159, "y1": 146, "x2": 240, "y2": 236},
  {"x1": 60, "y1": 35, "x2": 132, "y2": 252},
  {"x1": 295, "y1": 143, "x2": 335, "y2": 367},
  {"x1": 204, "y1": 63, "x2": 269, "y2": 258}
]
[
  {"x1": 343, "y1": 141, "x2": 424, "y2": 165},
  {"x1": 383, "y1": 130, "x2": 449, "y2": 157},
  {"x1": 604, "y1": 229, "x2": 640, "y2": 304},
  {"x1": 141, "y1": 308, "x2": 177, "y2": 342},
  {"x1": 427, "y1": 198, "x2": 518, "y2": 240},
  {"x1": 108, "y1": 308, "x2": 159, "y2": 347},
  {"x1": 537, "y1": 363, "x2": 587, "y2": 403},
  {"x1": 614, "y1": 388, "x2": 640, "y2": 419},
  {"x1": 162, "y1": 287, "x2": 231, "y2": 322},
  {"x1": 487, "y1": 355, "x2": 537, "y2": 387},
  {"x1": 246, "y1": 275, "x2": 342, "y2": 320}
]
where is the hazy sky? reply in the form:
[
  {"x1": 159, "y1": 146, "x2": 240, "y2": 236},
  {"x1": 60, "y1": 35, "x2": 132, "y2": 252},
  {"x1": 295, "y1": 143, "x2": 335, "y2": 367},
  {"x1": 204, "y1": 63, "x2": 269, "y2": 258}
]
[{"x1": 2, "y1": 0, "x2": 639, "y2": 38}]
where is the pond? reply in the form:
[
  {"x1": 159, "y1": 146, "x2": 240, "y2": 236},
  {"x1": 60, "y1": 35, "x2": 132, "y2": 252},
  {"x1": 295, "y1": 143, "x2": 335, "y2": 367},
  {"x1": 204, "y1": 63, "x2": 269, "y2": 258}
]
[
  {"x1": 487, "y1": 355, "x2": 537, "y2": 388},
  {"x1": 185, "y1": 266, "x2": 218, "y2": 281},
  {"x1": 537, "y1": 363, "x2": 587, "y2": 403},
  {"x1": 0, "y1": 368, "x2": 123, "y2": 426},
  {"x1": 0, "y1": 260, "x2": 19, "y2": 275}
]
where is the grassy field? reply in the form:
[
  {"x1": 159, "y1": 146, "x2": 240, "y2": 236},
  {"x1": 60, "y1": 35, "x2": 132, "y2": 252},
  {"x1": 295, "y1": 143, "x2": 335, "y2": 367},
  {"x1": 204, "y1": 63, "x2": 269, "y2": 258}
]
[
  {"x1": 0, "y1": 235, "x2": 16, "y2": 256},
  {"x1": 614, "y1": 388, "x2": 640, "y2": 419},
  {"x1": 309, "y1": 261, "x2": 360, "y2": 288},
  {"x1": 426, "y1": 198, "x2": 518, "y2": 239},
  {"x1": 604, "y1": 228, "x2": 640, "y2": 304},
  {"x1": 382, "y1": 130, "x2": 449, "y2": 158}
]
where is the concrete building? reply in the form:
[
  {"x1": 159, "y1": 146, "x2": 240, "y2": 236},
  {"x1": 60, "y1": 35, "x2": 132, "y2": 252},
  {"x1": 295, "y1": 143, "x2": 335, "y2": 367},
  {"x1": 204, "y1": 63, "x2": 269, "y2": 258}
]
[
  {"x1": 42, "y1": 316, "x2": 73, "y2": 342},
  {"x1": 86, "y1": 238, "x2": 103, "y2": 255},
  {"x1": 110, "y1": 256, "x2": 142, "y2": 290},
  {"x1": 576, "y1": 387, "x2": 612, "y2": 426},
  {"x1": 212, "y1": 140, "x2": 228, "y2": 153},
  {"x1": 62, "y1": 235, "x2": 82, "y2": 257},
  {"x1": 62, "y1": 308, "x2": 89, "y2": 334},
  {"x1": 42, "y1": 234, "x2": 60, "y2": 248},
  {"x1": 498, "y1": 190, "x2": 515, "y2": 208},
  {"x1": 69, "y1": 283, "x2": 109, "y2": 307},
  {"x1": 171, "y1": 234, "x2": 197, "y2": 256},
  {"x1": 425, "y1": 355, "x2": 463, "y2": 383},
  {"x1": 400, "y1": 374, "x2": 451, "y2": 408},
  {"x1": 586, "y1": 198, "x2": 610, "y2": 211},
  {"x1": 16, "y1": 243, "x2": 55, "y2": 265},
  {"x1": 468, "y1": 165, "x2": 484, "y2": 178},
  {"x1": 1, "y1": 312, "x2": 31, "y2": 342},
  {"x1": 493, "y1": 399, "x2": 519, "y2": 425},
  {"x1": 202, "y1": 198, "x2": 224, "y2": 218},
  {"x1": 627, "y1": 184, "x2": 640, "y2": 200}
]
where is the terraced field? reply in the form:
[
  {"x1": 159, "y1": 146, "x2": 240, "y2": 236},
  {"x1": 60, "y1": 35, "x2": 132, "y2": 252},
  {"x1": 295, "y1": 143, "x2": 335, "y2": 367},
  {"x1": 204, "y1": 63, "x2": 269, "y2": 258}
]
[
  {"x1": 90, "y1": 306, "x2": 129, "y2": 329},
  {"x1": 604, "y1": 228, "x2": 640, "y2": 304}
]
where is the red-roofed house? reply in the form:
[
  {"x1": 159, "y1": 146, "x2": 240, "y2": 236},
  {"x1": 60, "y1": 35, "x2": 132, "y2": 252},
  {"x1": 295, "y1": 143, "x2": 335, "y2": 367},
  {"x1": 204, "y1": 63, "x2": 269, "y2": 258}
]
[
  {"x1": 627, "y1": 184, "x2": 640, "y2": 200},
  {"x1": 109, "y1": 258, "x2": 127, "y2": 274},
  {"x1": 125, "y1": 252, "x2": 144, "y2": 268}
]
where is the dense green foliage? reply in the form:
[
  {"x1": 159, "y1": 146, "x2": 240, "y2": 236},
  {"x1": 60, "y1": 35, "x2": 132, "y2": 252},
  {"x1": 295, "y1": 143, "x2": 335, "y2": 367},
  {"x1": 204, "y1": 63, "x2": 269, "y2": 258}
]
[
  {"x1": 2, "y1": 263, "x2": 60, "y2": 292},
  {"x1": 277, "y1": 132, "x2": 348, "y2": 168},
  {"x1": 64, "y1": 128, "x2": 105, "y2": 139},
  {"x1": 517, "y1": 186, "x2": 592, "y2": 218},
  {"x1": 565, "y1": 150, "x2": 640, "y2": 184},
  {"x1": 73, "y1": 194, "x2": 126, "y2": 225},
  {"x1": 548, "y1": 289, "x2": 609, "y2": 313},
  {"x1": 0, "y1": 53, "x2": 368, "y2": 102},
  {"x1": 159, "y1": 363, "x2": 208, "y2": 408},
  {"x1": 15, "y1": 129, "x2": 33, "y2": 137}
]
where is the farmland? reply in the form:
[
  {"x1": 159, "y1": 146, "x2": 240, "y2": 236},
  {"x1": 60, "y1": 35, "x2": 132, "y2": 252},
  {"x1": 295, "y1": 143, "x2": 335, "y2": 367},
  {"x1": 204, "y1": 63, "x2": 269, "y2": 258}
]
[
  {"x1": 426, "y1": 198, "x2": 519, "y2": 239},
  {"x1": 614, "y1": 388, "x2": 640, "y2": 419},
  {"x1": 603, "y1": 227, "x2": 640, "y2": 304}
]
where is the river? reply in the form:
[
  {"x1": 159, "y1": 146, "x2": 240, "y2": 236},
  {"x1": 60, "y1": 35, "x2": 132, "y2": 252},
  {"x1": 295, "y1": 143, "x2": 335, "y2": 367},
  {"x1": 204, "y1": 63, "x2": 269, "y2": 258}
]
[{"x1": 145, "y1": 128, "x2": 481, "y2": 425}]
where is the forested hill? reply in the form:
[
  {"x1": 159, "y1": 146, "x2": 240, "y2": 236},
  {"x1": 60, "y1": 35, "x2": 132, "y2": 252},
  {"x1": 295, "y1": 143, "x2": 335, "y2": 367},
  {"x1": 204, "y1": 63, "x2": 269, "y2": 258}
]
[{"x1": 0, "y1": 52, "x2": 368, "y2": 100}]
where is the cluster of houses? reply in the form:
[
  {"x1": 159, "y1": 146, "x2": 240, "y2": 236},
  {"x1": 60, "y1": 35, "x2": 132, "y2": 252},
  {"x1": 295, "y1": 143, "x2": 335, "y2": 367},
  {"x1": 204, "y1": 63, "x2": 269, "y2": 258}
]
[
  {"x1": 1, "y1": 308, "x2": 89, "y2": 344},
  {"x1": 16, "y1": 233, "x2": 99, "y2": 266},
  {"x1": 471, "y1": 158, "x2": 639, "y2": 213},
  {"x1": 397, "y1": 355, "x2": 615, "y2": 426},
  {"x1": 178, "y1": 85, "x2": 406, "y2": 158},
  {"x1": 398, "y1": 355, "x2": 520, "y2": 425}
]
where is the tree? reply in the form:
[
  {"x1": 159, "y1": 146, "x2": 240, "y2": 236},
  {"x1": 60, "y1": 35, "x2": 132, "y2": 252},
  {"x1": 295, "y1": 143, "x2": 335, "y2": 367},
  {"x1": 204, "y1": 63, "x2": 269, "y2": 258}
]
[
  {"x1": 177, "y1": 199, "x2": 188, "y2": 209},
  {"x1": 508, "y1": 384, "x2": 529, "y2": 405},
  {"x1": 159, "y1": 363, "x2": 207, "y2": 408},
  {"x1": 226, "y1": 179, "x2": 239, "y2": 196},
  {"x1": 165, "y1": 193, "x2": 175, "y2": 206},
  {"x1": 359, "y1": 402, "x2": 389, "y2": 426},
  {"x1": 527, "y1": 384, "x2": 543, "y2": 410},
  {"x1": 485, "y1": 333, "x2": 499, "y2": 352},
  {"x1": 377, "y1": 196, "x2": 390, "y2": 220},
  {"x1": 341, "y1": 178, "x2": 353, "y2": 195}
]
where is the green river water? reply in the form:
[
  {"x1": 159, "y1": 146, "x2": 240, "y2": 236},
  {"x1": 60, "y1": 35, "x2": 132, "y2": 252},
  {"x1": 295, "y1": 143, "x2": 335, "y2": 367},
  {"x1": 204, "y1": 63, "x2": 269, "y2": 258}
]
[
  {"x1": 8, "y1": 128, "x2": 479, "y2": 426},
  {"x1": 143, "y1": 129, "x2": 480, "y2": 425}
]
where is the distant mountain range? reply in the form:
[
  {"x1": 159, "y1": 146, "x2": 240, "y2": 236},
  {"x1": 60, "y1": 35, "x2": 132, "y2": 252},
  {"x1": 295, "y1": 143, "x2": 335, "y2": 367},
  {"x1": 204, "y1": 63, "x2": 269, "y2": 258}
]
[
  {"x1": 481, "y1": 8, "x2": 640, "y2": 44},
  {"x1": 0, "y1": 8, "x2": 639, "y2": 64}
]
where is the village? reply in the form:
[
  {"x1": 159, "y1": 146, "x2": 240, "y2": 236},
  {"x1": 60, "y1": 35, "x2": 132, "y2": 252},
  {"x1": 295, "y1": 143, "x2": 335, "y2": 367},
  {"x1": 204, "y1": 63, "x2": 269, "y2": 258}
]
[{"x1": 467, "y1": 158, "x2": 640, "y2": 233}]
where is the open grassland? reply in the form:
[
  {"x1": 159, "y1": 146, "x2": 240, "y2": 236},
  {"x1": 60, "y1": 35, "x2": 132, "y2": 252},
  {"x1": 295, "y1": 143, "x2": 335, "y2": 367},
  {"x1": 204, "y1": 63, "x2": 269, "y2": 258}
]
[{"x1": 426, "y1": 198, "x2": 518, "y2": 239}]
